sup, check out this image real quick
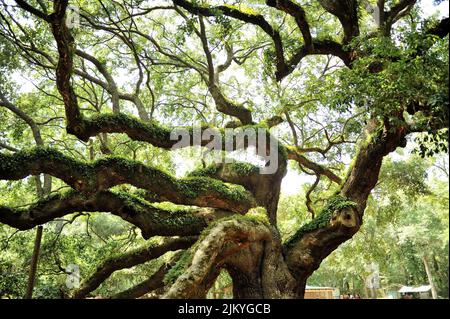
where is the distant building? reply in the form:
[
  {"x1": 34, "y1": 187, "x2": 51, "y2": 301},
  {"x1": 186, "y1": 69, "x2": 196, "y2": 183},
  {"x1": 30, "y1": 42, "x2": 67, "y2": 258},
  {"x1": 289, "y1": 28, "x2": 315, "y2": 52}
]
[
  {"x1": 398, "y1": 285, "x2": 432, "y2": 299},
  {"x1": 304, "y1": 285, "x2": 339, "y2": 299}
]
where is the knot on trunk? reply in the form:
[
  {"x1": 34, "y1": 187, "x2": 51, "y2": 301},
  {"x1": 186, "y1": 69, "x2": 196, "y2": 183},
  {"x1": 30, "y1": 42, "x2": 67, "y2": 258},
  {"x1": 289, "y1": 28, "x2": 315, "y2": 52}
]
[{"x1": 330, "y1": 206, "x2": 359, "y2": 228}]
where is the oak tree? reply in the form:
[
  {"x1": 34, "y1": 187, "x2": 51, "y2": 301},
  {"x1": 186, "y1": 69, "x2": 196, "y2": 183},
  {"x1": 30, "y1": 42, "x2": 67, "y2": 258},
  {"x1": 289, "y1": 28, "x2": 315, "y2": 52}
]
[{"x1": 0, "y1": 0, "x2": 448, "y2": 298}]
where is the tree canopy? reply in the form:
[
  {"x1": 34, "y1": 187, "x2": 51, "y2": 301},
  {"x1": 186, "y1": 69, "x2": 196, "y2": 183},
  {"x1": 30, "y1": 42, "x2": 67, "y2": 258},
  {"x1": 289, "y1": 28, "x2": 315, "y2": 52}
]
[{"x1": 0, "y1": 0, "x2": 448, "y2": 299}]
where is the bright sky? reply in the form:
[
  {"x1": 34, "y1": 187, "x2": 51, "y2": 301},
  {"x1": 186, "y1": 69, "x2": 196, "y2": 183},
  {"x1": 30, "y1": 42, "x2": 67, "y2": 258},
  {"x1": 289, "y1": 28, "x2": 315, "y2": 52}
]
[{"x1": 421, "y1": 0, "x2": 449, "y2": 17}]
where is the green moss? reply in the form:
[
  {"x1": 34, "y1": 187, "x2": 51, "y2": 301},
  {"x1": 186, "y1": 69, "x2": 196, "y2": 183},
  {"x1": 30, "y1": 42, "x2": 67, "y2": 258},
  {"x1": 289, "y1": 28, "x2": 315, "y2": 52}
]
[
  {"x1": 245, "y1": 207, "x2": 270, "y2": 225},
  {"x1": 195, "y1": 210, "x2": 268, "y2": 242},
  {"x1": 110, "y1": 189, "x2": 153, "y2": 209},
  {"x1": 163, "y1": 249, "x2": 194, "y2": 285},
  {"x1": 1, "y1": 147, "x2": 251, "y2": 209},
  {"x1": 178, "y1": 176, "x2": 250, "y2": 202},
  {"x1": 108, "y1": 237, "x2": 162, "y2": 261},
  {"x1": 222, "y1": 4, "x2": 258, "y2": 16},
  {"x1": 221, "y1": 182, "x2": 251, "y2": 202},
  {"x1": 227, "y1": 162, "x2": 259, "y2": 176},
  {"x1": 188, "y1": 162, "x2": 259, "y2": 179},
  {"x1": 162, "y1": 213, "x2": 226, "y2": 284},
  {"x1": 342, "y1": 123, "x2": 384, "y2": 181},
  {"x1": 283, "y1": 195, "x2": 357, "y2": 249},
  {"x1": 361, "y1": 122, "x2": 384, "y2": 148},
  {"x1": 151, "y1": 201, "x2": 196, "y2": 213},
  {"x1": 0, "y1": 147, "x2": 91, "y2": 178},
  {"x1": 109, "y1": 189, "x2": 204, "y2": 230},
  {"x1": 342, "y1": 155, "x2": 357, "y2": 183},
  {"x1": 87, "y1": 113, "x2": 171, "y2": 140},
  {"x1": 187, "y1": 165, "x2": 219, "y2": 178},
  {"x1": 95, "y1": 156, "x2": 140, "y2": 170},
  {"x1": 278, "y1": 144, "x2": 288, "y2": 161},
  {"x1": 164, "y1": 207, "x2": 269, "y2": 284},
  {"x1": 163, "y1": 208, "x2": 269, "y2": 285},
  {"x1": 96, "y1": 156, "x2": 252, "y2": 205}
]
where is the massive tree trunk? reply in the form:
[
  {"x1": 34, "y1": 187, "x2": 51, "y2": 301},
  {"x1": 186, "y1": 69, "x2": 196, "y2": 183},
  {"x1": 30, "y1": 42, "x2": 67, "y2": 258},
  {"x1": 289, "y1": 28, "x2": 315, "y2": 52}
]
[
  {"x1": 155, "y1": 120, "x2": 408, "y2": 299},
  {"x1": 0, "y1": 0, "x2": 447, "y2": 300}
]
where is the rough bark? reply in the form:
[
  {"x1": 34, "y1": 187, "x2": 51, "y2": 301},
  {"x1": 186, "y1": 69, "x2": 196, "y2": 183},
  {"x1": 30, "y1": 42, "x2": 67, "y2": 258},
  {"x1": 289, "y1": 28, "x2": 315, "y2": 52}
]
[
  {"x1": 163, "y1": 216, "x2": 273, "y2": 298},
  {"x1": 283, "y1": 119, "x2": 408, "y2": 296},
  {"x1": 1, "y1": 0, "x2": 447, "y2": 300}
]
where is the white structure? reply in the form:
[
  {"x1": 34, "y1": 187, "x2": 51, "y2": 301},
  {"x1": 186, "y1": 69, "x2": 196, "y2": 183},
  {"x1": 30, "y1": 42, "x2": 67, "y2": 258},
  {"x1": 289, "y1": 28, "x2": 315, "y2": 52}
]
[{"x1": 399, "y1": 285, "x2": 432, "y2": 299}]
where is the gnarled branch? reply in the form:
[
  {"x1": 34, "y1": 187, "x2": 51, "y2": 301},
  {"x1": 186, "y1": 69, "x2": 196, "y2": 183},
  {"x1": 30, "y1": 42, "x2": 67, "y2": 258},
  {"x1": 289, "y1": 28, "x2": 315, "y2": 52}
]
[
  {"x1": 73, "y1": 237, "x2": 196, "y2": 299},
  {"x1": 0, "y1": 147, "x2": 256, "y2": 214},
  {"x1": 111, "y1": 252, "x2": 183, "y2": 299},
  {"x1": 0, "y1": 189, "x2": 235, "y2": 238},
  {"x1": 163, "y1": 214, "x2": 272, "y2": 298}
]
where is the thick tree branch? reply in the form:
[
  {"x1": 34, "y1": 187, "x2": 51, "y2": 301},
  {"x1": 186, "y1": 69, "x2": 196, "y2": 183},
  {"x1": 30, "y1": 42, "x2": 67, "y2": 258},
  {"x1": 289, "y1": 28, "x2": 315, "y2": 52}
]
[
  {"x1": 0, "y1": 148, "x2": 256, "y2": 213},
  {"x1": 111, "y1": 252, "x2": 183, "y2": 299},
  {"x1": 340, "y1": 120, "x2": 408, "y2": 211},
  {"x1": 163, "y1": 215, "x2": 271, "y2": 298},
  {"x1": 283, "y1": 194, "x2": 361, "y2": 294},
  {"x1": 284, "y1": 119, "x2": 409, "y2": 294},
  {"x1": 47, "y1": 0, "x2": 83, "y2": 135},
  {"x1": 318, "y1": 0, "x2": 360, "y2": 43},
  {"x1": 278, "y1": 39, "x2": 353, "y2": 80},
  {"x1": 0, "y1": 189, "x2": 235, "y2": 238},
  {"x1": 0, "y1": 90, "x2": 53, "y2": 195},
  {"x1": 188, "y1": 159, "x2": 287, "y2": 226},
  {"x1": 14, "y1": 0, "x2": 49, "y2": 21},
  {"x1": 73, "y1": 237, "x2": 196, "y2": 299},
  {"x1": 265, "y1": 0, "x2": 313, "y2": 50}
]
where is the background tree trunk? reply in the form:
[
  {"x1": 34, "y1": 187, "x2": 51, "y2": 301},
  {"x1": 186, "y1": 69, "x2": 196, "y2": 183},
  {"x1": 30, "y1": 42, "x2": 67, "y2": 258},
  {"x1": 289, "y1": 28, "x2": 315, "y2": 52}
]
[
  {"x1": 24, "y1": 174, "x2": 51, "y2": 299},
  {"x1": 422, "y1": 255, "x2": 438, "y2": 299},
  {"x1": 25, "y1": 225, "x2": 43, "y2": 299}
]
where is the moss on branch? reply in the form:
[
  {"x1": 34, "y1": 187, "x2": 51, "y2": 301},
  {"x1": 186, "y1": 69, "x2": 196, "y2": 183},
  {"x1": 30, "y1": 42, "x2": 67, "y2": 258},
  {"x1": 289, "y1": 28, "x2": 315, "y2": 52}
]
[
  {"x1": 84, "y1": 113, "x2": 172, "y2": 144},
  {"x1": 284, "y1": 195, "x2": 357, "y2": 249},
  {"x1": 163, "y1": 207, "x2": 269, "y2": 285},
  {"x1": 0, "y1": 189, "x2": 213, "y2": 238},
  {"x1": 188, "y1": 162, "x2": 259, "y2": 179},
  {"x1": 163, "y1": 249, "x2": 194, "y2": 285},
  {"x1": 0, "y1": 147, "x2": 256, "y2": 213},
  {"x1": 221, "y1": 4, "x2": 259, "y2": 16}
]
